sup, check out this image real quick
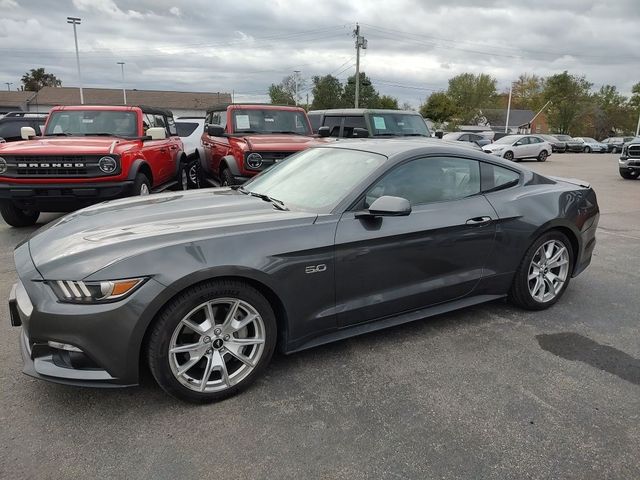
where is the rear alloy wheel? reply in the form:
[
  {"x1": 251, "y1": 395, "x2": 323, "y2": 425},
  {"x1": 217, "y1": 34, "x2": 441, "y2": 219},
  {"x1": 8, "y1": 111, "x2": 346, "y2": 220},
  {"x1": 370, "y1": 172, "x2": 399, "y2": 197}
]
[
  {"x1": 619, "y1": 169, "x2": 639, "y2": 180},
  {"x1": 148, "y1": 280, "x2": 277, "y2": 403},
  {"x1": 503, "y1": 151, "x2": 514, "y2": 161},
  {"x1": 509, "y1": 231, "x2": 573, "y2": 310},
  {"x1": 0, "y1": 201, "x2": 39, "y2": 227},
  {"x1": 584, "y1": 146, "x2": 591, "y2": 153},
  {"x1": 537, "y1": 150, "x2": 548, "y2": 162}
]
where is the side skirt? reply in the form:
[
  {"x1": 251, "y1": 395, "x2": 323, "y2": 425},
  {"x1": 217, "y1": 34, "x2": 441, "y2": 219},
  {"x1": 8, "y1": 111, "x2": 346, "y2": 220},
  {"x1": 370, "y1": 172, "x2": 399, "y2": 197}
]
[{"x1": 285, "y1": 294, "x2": 505, "y2": 354}]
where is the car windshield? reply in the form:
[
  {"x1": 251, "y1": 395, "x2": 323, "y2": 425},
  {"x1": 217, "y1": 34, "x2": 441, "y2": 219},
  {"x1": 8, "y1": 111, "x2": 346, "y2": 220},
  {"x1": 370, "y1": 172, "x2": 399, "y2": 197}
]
[
  {"x1": 44, "y1": 110, "x2": 138, "y2": 137},
  {"x1": 243, "y1": 147, "x2": 387, "y2": 213},
  {"x1": 231, "y1": 109, "x2": 311, "y2": 135},
  {"x1": 442, "y1": 132, "x2": 461, "y2": 140},
  {"x1": 554, "y1": 135, "x2": 572, "y2": 141},
  {"x1": 368, "y1": 113, "x2": 430, "y2": 137},
  {"x1": 494, "y1": 135, "x2": 521, "y2": 145},
  {"x1": 582, "y1": 137, "x2": 596, "y2": 143}
]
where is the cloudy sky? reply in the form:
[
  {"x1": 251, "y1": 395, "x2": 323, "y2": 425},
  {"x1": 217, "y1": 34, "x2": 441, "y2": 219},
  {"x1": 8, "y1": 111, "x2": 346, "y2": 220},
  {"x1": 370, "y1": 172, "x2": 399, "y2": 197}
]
[{"x1": 1, "y1": 0, "x2": 639, "y2": 108}]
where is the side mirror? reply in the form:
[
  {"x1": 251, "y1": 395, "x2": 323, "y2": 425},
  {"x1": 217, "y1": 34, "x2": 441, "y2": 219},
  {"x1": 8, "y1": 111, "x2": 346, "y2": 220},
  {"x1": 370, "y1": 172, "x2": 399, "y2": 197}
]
[
  {"x1": 352, "y1": 127, "x2": 369, "y2": 138},
  {"x1": 146, "y1": 127, "x2": 167, "y2": 140},
  {"x1": 21, "y1": 126, "x2": 36, "y2": 140},
  {"x1": 318, "y1": 126, "x2": 331, "y2": 137},
  {"x1": 355, "y1": 196, "x2": 412, "y2": 218},
  {"x1": 207, "y1": 124, "x2": 225, "y2": 136}
]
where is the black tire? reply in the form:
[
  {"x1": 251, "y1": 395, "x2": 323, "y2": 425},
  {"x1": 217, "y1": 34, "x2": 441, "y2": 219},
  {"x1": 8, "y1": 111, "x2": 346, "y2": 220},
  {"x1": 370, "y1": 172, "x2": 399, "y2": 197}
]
[
  {"x1": 537, "y1": 150, "x2": 548, "y2": 162},
  {"x1": 133, "y1": 173, "x2": 151, "y2": 196},
  {"x1": 186, "y1": 158, "x2": 201, "y2": 189},
  {"x1": 0, "y1": 201, "x2": 40, "y2": 227},
  {"x1": 584, "y1": 146, "x2": 591, "y2": 153},
  {"x1": 503, "y1": 151, "x2": 514, "y2": 161},
  {"x1": 147, "y1": 279, "x2": 277, "y2": 403},
  {"x1": 508, "y1": 230, "x2": 574, "y2": 311},
  {"x1": 221, "y1": 167, "x2": 235, "y2": 187},
  {"x1": 619, "y1": 169, "x2": 639, "y2": 180}
]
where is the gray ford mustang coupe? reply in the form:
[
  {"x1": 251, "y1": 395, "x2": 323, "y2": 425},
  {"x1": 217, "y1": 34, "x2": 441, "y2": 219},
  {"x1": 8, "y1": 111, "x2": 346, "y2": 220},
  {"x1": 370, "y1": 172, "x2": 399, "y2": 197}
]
[{"x1": 9, "y1": 139, "x2": 599, "y2": 403}]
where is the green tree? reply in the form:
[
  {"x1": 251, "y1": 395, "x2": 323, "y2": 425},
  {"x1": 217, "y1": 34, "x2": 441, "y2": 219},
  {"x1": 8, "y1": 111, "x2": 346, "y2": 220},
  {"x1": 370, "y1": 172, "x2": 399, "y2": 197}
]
[
  {"x1": 420, "y1": 91, "x2": 457, "y2": 125},
  {"x1": 590, "y1": 85, "x2": 629, "y2": 137},
  {"x1": 446, "y1": 73, "x2": 497, "y2": 124},
  {"x1": 512, "y1": 73, "x2": 545, "y2": 111},
  {"x1": 21, "y1": 68, "x2": 61, "y2": 91},
  {"x1": 268, "y1": 74, "x2": 305, "y2": 105},
  {"x1": 342, "y1": 72, "x2": 380, "y2": 108},
  {"x1": 629, "y1": 82, "x2": 640, "y2": 109},
  {"x1": 310, "y1": 75, "x2": 343, "y2": 109},
  {"x1": 378, "y1": 95, "x2": 399, "y2": 109},
  {"x1": 543, "y1": 71, "x2": 592, "y2": 134}
]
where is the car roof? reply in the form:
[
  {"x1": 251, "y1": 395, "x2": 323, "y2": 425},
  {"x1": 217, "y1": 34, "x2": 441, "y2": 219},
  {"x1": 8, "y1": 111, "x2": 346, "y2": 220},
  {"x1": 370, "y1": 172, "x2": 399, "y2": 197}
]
[
  {"x1": 50, "y1": 105, "x2": 173, "y2": 117},
  {"x1": 314, "y1": 137, "x2": 521, "y2": 168},
  {"x1": 207, "y1": 103, "x2": 306, "y2": 114},
  {"x1": 308, "y1": 108, "x2": 421, "y2": 116}
]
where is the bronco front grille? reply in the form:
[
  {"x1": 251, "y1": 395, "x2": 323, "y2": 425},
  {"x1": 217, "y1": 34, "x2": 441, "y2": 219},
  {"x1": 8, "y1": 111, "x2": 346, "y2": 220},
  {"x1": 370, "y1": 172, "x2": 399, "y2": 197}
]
[{"x1": 1, "y1": 155, "x2": 119, "y2": 178}]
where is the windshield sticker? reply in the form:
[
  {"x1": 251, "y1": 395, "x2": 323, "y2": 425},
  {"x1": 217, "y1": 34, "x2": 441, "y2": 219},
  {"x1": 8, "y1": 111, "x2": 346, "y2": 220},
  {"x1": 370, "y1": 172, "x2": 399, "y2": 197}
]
[
  {"x1": 265, "y1": 117, "x2": 275, "y2": 122},
  {"x1": 82, "y1": 118, "x2": 94, "y2": 123},
  {"x1": 373, "y1": 116, "x2": 386, "y2": 130},
  {"x1": 235, "y1": 115, "x2": 251, "y2": 130}
]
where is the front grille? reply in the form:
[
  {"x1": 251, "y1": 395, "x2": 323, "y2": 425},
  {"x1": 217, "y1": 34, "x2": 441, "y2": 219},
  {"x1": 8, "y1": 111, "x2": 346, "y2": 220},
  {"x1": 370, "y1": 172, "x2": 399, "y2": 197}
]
[
  {"x1": 628, "y1": 145, "x2": 640, "y2": 158},
  {"x1": 1, "y1": 155, "x2": 119, "y2": 178}
]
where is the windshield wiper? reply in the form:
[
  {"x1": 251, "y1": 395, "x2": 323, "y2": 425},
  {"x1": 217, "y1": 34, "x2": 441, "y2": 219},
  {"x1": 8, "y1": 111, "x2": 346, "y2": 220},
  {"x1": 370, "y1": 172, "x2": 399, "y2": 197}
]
[
  {"x1": 237, "y1": 187, "x2": 288, "y2": 210},
  {"x1": 85, "y1": 133, "x2": 124, "y2": 137},
  {"x1": 45, "y1": 132, "x2": 73, "y2": 137},
  {"x1": 401, "y1": 133, "x2": 429, "y2": 137},
  {"x1": 271, "y1": 130, "x2": 303, "y2": 135}
]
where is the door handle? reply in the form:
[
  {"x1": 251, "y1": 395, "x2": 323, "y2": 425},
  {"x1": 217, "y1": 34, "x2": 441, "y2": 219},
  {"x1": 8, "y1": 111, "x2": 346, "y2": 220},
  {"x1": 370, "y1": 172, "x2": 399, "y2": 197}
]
[
  {"x1": 466, "y1": 216, "x2": 492, "y2": 225},
  {"x1": 169, "y1": 145, "x2": 178, "y2": 150}
]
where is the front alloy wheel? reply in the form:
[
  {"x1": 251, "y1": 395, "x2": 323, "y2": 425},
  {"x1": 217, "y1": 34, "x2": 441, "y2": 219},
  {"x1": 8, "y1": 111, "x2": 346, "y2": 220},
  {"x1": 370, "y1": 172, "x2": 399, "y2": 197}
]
[{"x1": 148, "y1": 280, "x2": 276, "y2": 403}]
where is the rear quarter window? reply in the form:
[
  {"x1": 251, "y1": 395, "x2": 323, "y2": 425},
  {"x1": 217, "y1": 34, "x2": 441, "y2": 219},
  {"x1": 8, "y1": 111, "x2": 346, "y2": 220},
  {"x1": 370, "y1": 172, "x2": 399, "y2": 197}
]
[
  {"x1": 481, "y1": 163, "x2": 520, "y2": 192},
  {"x1": 176, "y1": 122, "x2": 199, "y2": 137}
]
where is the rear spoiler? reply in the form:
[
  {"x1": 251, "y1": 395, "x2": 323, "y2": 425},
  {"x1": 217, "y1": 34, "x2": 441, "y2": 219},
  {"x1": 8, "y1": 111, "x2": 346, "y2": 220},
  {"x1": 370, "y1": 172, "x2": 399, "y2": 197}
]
[{"x1": 548, "y1": 176, "x2": 591, "y2": 188}]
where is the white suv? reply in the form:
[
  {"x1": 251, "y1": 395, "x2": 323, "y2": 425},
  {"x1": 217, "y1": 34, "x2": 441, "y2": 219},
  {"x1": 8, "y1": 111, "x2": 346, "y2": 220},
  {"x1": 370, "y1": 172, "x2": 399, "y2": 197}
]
[
  {"x1": 176, "y1": 117, "x2": 205, "y2": 188},
  {"x1": 483, "y1": 134, "x2": 552, "y2": 162}
]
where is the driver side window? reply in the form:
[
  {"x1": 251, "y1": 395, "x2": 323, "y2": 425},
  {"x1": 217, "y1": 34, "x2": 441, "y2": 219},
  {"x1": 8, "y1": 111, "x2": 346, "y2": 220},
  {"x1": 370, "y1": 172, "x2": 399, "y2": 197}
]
[{"x1": 364, "y1": 157, "x2": 481, "y2": 208}]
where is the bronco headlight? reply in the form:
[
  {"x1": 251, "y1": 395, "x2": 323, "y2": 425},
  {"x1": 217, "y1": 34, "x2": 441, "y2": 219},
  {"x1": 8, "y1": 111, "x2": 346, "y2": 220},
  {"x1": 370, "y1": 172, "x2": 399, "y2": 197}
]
[
  {"x1": 49, "y1": 278, "x2": 146, "y2": 304},
  {"x1": 246, "y1": 152, "x2": 263, "y2": 169},
  {"x1": 98, "y1": 156, "x2": 118, "y2": 174},
  {"x1": 0, "y1": 157, "x2": 7, "y2": 175}
]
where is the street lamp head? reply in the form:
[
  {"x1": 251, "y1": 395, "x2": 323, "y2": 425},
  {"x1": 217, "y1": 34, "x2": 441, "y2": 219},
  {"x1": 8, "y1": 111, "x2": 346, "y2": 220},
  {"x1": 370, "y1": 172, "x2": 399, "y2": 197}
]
[{"x1": 66, "y1": 17, "x2": 81, "y2": 24}]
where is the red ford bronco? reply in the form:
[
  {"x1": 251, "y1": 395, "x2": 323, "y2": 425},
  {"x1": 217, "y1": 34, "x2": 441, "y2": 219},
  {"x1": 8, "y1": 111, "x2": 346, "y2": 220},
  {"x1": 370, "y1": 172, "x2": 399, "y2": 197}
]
[
  {"x1": 199, "y1": 104, "x2": 324, "y2": 186},
  {"x1": 0, "y1": 105, "x2": 187, "y2": 227}
]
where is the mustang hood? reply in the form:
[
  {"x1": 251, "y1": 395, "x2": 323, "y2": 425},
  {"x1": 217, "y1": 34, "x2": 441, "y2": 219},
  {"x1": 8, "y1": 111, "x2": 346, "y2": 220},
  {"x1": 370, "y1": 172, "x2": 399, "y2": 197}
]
[{"x1": 27, "y1": 189, "x2": 317, "y2": 280}]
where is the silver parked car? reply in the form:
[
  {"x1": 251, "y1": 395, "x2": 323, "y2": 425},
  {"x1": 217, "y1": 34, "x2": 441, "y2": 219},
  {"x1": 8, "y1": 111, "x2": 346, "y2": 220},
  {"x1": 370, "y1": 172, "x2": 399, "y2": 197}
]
[
  {"x1": 573, "y1": 137, "x2": 608, "y2": 153},
  {"x1": 483, "y1": 134, "x2": 552, "y2": 162}
]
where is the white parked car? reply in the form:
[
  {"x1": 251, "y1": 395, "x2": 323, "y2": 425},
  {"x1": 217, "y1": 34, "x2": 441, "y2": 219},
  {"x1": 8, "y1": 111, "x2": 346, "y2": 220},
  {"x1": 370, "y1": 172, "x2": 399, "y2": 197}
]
[
  {"x1": 176, "y1": 117, "x2": 205, "y2": 188},
  {"x1": 483, "y1": 134, "x2": 552, "y2": 162}
]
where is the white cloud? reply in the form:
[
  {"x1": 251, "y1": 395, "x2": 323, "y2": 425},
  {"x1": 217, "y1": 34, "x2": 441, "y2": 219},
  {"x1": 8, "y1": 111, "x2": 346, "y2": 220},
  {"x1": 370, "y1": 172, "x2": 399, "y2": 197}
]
[
  {"x1": 72, "y1": 0, "x2": 144, "y2": 20},
  {"x1": 169, "y1": 6, "x2": 181, "y2": 16},
  {"x1": 0, "y1": 0, "x2": 18, "y2": 8}
]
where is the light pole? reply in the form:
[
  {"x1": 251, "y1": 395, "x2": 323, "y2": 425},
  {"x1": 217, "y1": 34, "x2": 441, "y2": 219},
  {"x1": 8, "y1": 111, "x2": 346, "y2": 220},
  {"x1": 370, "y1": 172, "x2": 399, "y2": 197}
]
[
  {"x1": 117, "y1": 62, "x2": 126, "y2": 104},
  {"x1": 67, "y1": 16, "x2": 83, "y2": 104},
  {"x1": 505, "y1": 83, "x2": 513, "y2": 134},
  {"x1": 5, "y1": 82, "x2": 12, "y2": 91},
  {"x1": 293, "y1": 70, "x2": 300, "y2": 106}
]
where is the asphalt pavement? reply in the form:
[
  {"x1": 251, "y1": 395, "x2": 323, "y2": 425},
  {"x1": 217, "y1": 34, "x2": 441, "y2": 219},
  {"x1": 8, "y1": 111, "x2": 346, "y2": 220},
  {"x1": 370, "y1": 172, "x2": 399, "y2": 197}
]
[{"x1": 0, "y1": 152, "x2": 638, "y2": 480}]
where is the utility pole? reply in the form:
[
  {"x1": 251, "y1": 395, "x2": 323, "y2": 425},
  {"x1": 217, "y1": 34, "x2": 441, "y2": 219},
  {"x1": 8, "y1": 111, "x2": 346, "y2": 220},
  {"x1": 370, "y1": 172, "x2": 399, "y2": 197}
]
[
  {"x1": 117, "y1": 62, "x2": 126, "y2": 104},
  {"x1": 636, "y1": 112, "x2": 640, "y2": 137},
  {"x1": 67, "y1": 17, "x2": 83, "y2": 104},
  {"x1": 353, "y1": 23, "x2": 367, "y2": 108},
  {"x1": 5, "y1": 82, "x2": 12, "y2": 91},
  {"x1": 505, "y1": 83, "x2": 513, "y2": 134},
  {"x1": 293, "y1": 70, "x2": 300, "y2": 106}
]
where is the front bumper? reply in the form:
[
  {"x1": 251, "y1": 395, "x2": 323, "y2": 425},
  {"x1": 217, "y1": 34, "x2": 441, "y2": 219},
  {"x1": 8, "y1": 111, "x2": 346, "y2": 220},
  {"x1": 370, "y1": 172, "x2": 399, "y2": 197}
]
[
  {"x1": 0, "y1": 180, "x2": 135, "y2": 212},
  {"x1": 619, "y1": 157, "x2": 640, "y2": 172},
  {"x1": 9, "y1": 244, "x2": 167, "y2": 387}
]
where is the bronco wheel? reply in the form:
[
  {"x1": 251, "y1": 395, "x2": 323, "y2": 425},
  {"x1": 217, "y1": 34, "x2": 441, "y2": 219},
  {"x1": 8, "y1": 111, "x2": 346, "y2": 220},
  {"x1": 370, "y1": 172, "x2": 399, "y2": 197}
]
[
  {"x1": 221, "y1": 168, "x2": 235, "y2": 187},
  {"x1": 133, "y1": 173, "x2": 150, "y2": 196},
  {"x1": 537, "y1": 150, "x2": 548, "y2": 162},
  {"x1": 147, "y1": 280, "x2": 277, "y2": 403},
  {"x1": 0, "y1": 201, "x2": 39, "y2": 227},
  {"x1": 509, "y1": 231, "x2": 573, "y2": 310},
  {"x1": 503, "y1": 151, "x2": 514, "y2": 161},
  {"x1": 619, "y1": 169, "x2": 639, "y2": 180}
]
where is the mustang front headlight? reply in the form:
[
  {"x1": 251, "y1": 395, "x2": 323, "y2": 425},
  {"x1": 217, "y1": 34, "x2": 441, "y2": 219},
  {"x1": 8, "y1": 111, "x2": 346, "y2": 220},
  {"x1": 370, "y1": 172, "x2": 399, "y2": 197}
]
[{"x1": 49, "y1": 278, "x2": 146, "y2": 303}]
